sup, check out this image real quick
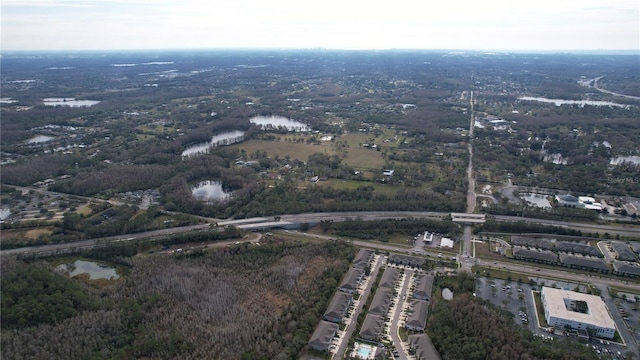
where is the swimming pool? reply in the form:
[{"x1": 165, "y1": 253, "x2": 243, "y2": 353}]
[{"x1": 357, "y1": 344, "x2": 372, "y2": 358}]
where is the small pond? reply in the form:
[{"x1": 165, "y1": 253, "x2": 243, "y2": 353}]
[
  {"x1": 442, "y1": 288, "x2": 453, "y2": 300},
  {"x1": 191, "y1": 181, "x2": 231, "y2": 202},
  {"x1": 27, "y1": 135, "x2": 54, "y2": 144},
  {"x1": 249, "y1": 115, "x2": 310, "y2": 131},
  {"x1": 57, "y1": 260, "x2": 119, "y2": 280}
]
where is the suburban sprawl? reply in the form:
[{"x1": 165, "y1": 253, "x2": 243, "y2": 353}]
[{"x1": 1, "y1": 50, "x2": 639, "y2": 360}]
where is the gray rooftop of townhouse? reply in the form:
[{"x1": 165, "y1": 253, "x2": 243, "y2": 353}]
[
  {"x1": 556, "y1": 242, "x2": 602, "y2": 257},
  {"x1": 613, "y1": 261, "x2": 640, "y2": 276},
  {"x1": 388, "y1": 254, "x2": 425, "y2": 267},
  {"x1": 613, "y1": 243, "x2": 637, "y2": 262},
  {"x1": 308, "y1": 321, "x2": 339, "y2": 351},
  {"x1": 379, "y1": 267, "x2": 401, "y2": 289},
  {"x1": 559, "y1": 254, "x2": 609, "y2": 271},
  {"x1": 511, "y1": 236, "x2": 554, "y2": 250},
  {"x1": 405, "y1": 300, "x2": 429, "y2": 330},
  {"x1": 323, "y1": 292, "x2": 352, "y2": 322},
  {"x1": 513, "y1": 247, "x2": 558, "y2": 263},
  {"x1": 359, "y1": 314, "x2": 385, "y2": 341},
  {"x1": 353, "y1": 248, "x2": 375, "y2": 269},
  {"x1": 368, "y1": 288, "x2": 393, "y2": 316},
  {"x1": 413, "y1": 274, "x2": 434, "y2": 300},
  {"x1": 408, "y1": 334, "x2": 442, "y2": 360},
  {"x1": 339, "y1": 268, "x2": 364, "y2": 292}
]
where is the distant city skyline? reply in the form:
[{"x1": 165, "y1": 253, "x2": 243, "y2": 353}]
[{"x1": 1, "y1": 0, "x2": 639, "y2": 52}]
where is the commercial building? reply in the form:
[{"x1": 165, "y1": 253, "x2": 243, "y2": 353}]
[{"x1": 541, "y1": 287, "x2": 616, "y2": 339}]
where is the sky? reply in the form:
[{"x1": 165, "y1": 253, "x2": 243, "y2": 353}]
[{"x1": 1, "y1": 0, "x2": 639, "y2": 51}]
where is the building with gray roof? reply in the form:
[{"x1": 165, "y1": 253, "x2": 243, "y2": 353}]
[
  {"x1": 359, "y1": 314, "x2": 385, "y2": 341},
  {"x1": 388, "y1": 254, "x2": 424, "y2": 268},
  {"x1": 323, "y1": 292, "x2": 352, "y2": 323},
  {"x1": 408, "y1": 334, "x2": 442, "y2": 360},
  {"x1": 339, "y1": 268, "x2": 364, "y2": 294},
  {"x1": 405, "y1": 300, "x2": 429, "y2": 331},
  {"x1": 308, "y1": 321, "x2": 339, "y2": 352},
  {"x1": 379, "y1": 267, "x2": 401, "y2": 289},
  {"x1": 613, "y1": 261, "x2": 640, "y2": 278},
  {"x1": 413, "y1": 274, "x2": 434, "y2": 301},
  {"x1": 513, "y1": 247, "x2": 558, "y2": 264},
  {"x1": 368, "y1": 288, "x2": 393, "y2": 317},
  {"x1": 556, "y1": 242, "x2": 602, "y2": 257},
  {"x1": 613, "y1": 243, "x2": 637, "y2": 262},
  {"x1": 559, "y1": 254, "x2": 609, "y2": 273},
  {"x1": 353, "y1": 248, "x2": 375, "y2": 270},
  {"x1": 511, "y1": 236, "x2": 554, "y2": 250}
]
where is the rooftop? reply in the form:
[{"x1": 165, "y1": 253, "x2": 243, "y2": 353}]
[{"x1": 542, "y1": 287, "x2": 615, "y2": 330}]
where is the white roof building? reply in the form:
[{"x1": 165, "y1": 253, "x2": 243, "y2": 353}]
[
  {"x1": 541, "y1": 287, "x2": 615, "y2": 339},
  {"x1": 440, "y1": 237, "x2": 454, "y2": 248},
  {"x1": 578, "y1": 196, "x2": 602, "y2": 211}
]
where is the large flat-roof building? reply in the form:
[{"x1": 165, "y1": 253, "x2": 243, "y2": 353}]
[{"x1": 541, "y1": 287, "x2": 615, "y2": 339}]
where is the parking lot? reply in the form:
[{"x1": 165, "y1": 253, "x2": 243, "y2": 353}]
[
  {"x1": 611, "y1": 294, "x2": 640, "y2": 347},
  {"x1": 475, "y1": 277, "x2": 540, "y2": 334}
]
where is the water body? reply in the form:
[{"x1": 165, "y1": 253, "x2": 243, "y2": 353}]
[
  {"x1": 191, "y1": 181, "x2": 231, "y2": 202},
  {"x1": 181, "y1": 130, "x2": 245, "y2": 157},
  {"x1": 43, "y1": 98, "x2": 100, "y2": 107},
  {"x1": 521, "y1": 193, "x2": 552, "y2": 209},
  {"x1": 0, "y1": 98, "x2": 18, "y2": 104},
  {"x1": 27, "y1": 135, "x2": 53, "y2": 144},
  {"x1": 250, "y1": 115, "x2": 310, "y2": 131},
  {"x1": 610, "y1": 156, "x2": 640, "y2": 166},
  {"x1": 57, "y1": 260, "x2": 119, "y2": 280},
  {"x1": 442, "y1": 288, "x2": 453, "y2": 300},
  {"x1": 518, "y1": 96, "x2": 629, "y2": 108}
]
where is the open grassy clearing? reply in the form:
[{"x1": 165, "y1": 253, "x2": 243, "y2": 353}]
[
  {"x1": 322, "y1": 179, "x2": 403, "y2": 195},
  {"x1": 24, "y1": 228, "x2": 54, "y2": 240},
  {"x1": 232, "y1": 139, "x2": 336, "y2": 161},
  {"x1": 76, "y1": 204, "x2": 92, "y2": 216}
]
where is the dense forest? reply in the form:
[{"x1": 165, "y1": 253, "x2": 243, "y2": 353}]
[{"x1": 1, "y1": 239, "x2": 354, "y2": 359}]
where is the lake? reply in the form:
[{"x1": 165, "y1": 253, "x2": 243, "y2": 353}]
[
  {"x1": 191, "y1": 181, "x2": 231, "y2": 202},
  {"x1": 181, "y1": 130, "x2": 245, "y2": 157},
  {"x1": 250, "y1": 115, "x2": 310, "y2": 131},
  {"x1": 57, "y1": 260, "x2": 119, "y2": 280},
  {"x1": 518, "y1": 96, "x2": 629, "y2": 108},
  {"x1": 43, "y1": 98, "x2": 101, "y2": 107}
]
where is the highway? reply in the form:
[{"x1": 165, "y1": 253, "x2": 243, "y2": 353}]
[{"x1": 2, "y1": 211, "x2": 639, "y2": 256}]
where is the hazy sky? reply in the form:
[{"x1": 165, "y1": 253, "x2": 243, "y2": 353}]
[{"x1": 2, "y1": 0, "x2": 639, "y2": 51}]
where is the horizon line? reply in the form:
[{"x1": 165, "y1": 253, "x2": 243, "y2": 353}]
[{"x1": 1, "y1": 47, "x2": 639, "y2": 55}]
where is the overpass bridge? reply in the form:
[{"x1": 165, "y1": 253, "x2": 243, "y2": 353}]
[{"x1": 450, "y1": 213, "x2": 486, "y2": 224}]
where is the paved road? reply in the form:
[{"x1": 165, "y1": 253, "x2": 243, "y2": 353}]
[
  {"x1": 592, "y1": 76, "x2": 640, "y2": 100},
  {"x1": 462, "y1": 90, "x2": 476, "y2": 259},
  {"x1": 332, "y1": 255, "x2": 385, "y2": 360},
  {"x1": 389, "y1": 269, "x2": 414, "y2": 360},
  {"x1": 597, "y1": 284, "x2": 637, "y2": 349}
]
